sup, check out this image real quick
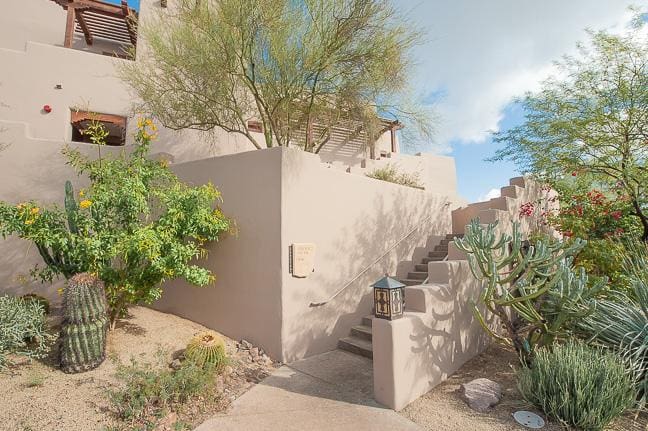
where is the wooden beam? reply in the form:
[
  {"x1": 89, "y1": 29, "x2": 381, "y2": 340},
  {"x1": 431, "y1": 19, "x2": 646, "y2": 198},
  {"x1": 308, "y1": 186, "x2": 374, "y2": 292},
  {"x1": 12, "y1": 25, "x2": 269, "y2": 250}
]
[
  {"x1": 76, "y1": 10, "x2": 93, "y2": 45},
  {"x1": 390, "y1": 126, "x2": 397, "y2": 153},
  {"x1": 64, "y1": 4, "x2": 76, "y2": 48}
]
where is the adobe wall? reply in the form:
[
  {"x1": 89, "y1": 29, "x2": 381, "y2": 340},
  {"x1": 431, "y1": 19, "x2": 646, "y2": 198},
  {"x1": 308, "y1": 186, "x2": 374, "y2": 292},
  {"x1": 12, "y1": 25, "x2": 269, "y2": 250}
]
[{"x1": 153, "y1": 147, "x2": 461, "y2": 361}]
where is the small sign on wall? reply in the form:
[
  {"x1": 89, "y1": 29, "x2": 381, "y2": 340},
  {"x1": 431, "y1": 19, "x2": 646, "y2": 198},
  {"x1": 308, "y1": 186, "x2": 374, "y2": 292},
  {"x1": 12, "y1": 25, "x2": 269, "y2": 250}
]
[{"x1": 289, "y1": 243, "x2": 316, "y2": 278}]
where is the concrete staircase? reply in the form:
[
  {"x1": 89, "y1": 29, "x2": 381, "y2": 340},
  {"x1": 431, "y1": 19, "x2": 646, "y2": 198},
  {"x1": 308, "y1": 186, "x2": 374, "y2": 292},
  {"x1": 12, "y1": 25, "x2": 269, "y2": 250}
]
[
  {"x1": 337, "y1": 233, "x2": 463, "y2": 359},
  {"x1": 338, "y1": 315, "x2": 374, "y2": 359},
  {"x1": 399, "y1": 233, "x2": 462, "y2": 286}
]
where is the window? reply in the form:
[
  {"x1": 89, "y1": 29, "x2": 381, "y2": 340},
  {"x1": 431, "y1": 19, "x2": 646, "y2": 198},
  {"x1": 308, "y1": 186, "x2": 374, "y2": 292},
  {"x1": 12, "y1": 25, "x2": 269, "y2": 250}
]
[
  {"x1": 247, "y1": 120, "x2": 263, "y2": 133},
  {"x1": 71, "y1": 110, "x2": 127, "y2": 146}
]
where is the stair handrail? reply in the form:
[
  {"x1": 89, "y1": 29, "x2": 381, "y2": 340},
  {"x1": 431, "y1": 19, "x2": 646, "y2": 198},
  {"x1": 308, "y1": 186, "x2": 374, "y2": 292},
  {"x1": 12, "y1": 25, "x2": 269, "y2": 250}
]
[{"x1": 309, "y1": 213, "x2": 437, "y2": 307}]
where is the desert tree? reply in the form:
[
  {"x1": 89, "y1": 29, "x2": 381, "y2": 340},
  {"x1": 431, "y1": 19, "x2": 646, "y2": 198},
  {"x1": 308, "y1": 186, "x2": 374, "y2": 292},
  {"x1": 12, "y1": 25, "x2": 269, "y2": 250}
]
[
  {"x1": 120, "y1": 0, "x2": 432, "y2": 152},
  {"x1": 491, "y1": 29, "x2": 648, "y2": 240}
]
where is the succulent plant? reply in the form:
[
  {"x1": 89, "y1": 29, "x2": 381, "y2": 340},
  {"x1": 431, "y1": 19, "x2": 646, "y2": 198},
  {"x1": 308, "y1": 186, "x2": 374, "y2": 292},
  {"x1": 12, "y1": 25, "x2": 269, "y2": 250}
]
[
  {"x1": 20, "y1": 293, "x2": 50, "y2": 315},
  {"x1": 184, "y1": 331, "x2": 227, "y2": 369},
  {"x1": 60, "y1": 272, "x2": 109, "y2": 373},
  {"x1": 454, "y1": 219, "x2": 603, "y2": 364}
]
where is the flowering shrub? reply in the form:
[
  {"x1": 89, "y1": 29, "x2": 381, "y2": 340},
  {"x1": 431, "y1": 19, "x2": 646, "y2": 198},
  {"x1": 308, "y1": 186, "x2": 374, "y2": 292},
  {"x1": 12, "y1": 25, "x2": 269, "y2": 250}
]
[
  {"x1": 0, "y1": 119, "x2": 231, "y2": 326},
  {"x1": 518, "y1": 184, "x2": 640, "y2": 288}
]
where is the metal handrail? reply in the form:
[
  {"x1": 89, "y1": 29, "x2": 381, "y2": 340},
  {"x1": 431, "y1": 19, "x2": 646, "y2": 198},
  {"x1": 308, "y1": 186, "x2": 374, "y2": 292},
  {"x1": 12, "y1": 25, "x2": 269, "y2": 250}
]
[{"x1": 309, "y1": 213, "x2": 435, "y2": 307}]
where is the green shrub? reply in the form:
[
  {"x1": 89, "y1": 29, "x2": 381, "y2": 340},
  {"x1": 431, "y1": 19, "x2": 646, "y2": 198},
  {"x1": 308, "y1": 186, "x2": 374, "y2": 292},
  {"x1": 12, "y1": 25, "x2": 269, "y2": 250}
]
[
  {"x1": 572, "y1": 239, "x2": 648, "y2": 407},
  {"x1": 109, "y1": 355, "x2": 218, "y2": 426},
  {"x1": 365, "y1": 164, "x2": 424, "y2": 189},
  {"x1": 0, "y1": 295, "x2": 54, "y2": 368},
  {"x1": 0, "y1": 120, "x2": 231, "y2": 328},
  {"x1": 518, "y1": 342, "x2": 634, "y2": 430}
]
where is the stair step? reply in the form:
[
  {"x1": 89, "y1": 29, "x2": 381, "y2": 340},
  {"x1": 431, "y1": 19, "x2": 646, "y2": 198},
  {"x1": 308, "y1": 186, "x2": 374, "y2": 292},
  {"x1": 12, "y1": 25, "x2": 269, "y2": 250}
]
[
  {"x1": 400, "y1": 278, "x2": 423, "y2": 286},
  {"x1": 428, "y1": 251, "x2": 447, "y2": 258},
  {"x1": 422, "y1": 256, "x2": 445, "y2": 264},
  {"x1": 338, "y1": 336, "x2": 373, "y2": 359},
  {"x1": 434, "y1": 245, "x2": 448, "y2": 252},
  {"x1": 407, "y1": 271, "x2": 428, "y2": 280},
  {"x1": 361, "y1": 315, "x2": 373, "y2": 327},
  {"x1": 415, "y1": 263, "x2": 429, "y2": 272},
  {"x1": 350, "y1": 324, "x2": 372, "y2": 341},
  {"x1": 446, "y1": 233, "x2": 463, "y2": 239}
]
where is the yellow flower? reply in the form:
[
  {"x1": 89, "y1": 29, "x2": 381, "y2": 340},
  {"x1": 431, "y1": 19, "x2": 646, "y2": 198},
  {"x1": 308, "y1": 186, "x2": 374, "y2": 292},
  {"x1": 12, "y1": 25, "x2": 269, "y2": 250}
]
[
  {"x1": 79, "y1": 199, "x2": 92, "y2": 209},
  {"x1": 30, "y1": 207, "x2": 40, "y2": 215},
  {"x1": 137, "y1": 117, "x2": 144, "y2": 129},
  {"x1": 24, "y1": 219, "x2": 34, "y2": 225},
  {"x1": 145, "y1": 118, "x2": 153, "y2": 127},
  {"x1": 79, "y1": 189, "x2": 85, "y2": 197},
  {"x1": 57, "y1": 287, "x2": 64, "y2": 296},
  {"x1": 159, "y1": 159, "x2": 169, "y2": 168},
  {"x1": 16, "y1": 203, "x2": 25, "y2": 211}
]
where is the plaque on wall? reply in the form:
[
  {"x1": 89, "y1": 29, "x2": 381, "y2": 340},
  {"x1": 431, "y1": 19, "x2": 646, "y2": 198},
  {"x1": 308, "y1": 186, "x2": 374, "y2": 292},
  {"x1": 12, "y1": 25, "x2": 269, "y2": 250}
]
[{"x1": 290, "y1": 243, "x2": 316, "y2": 278}]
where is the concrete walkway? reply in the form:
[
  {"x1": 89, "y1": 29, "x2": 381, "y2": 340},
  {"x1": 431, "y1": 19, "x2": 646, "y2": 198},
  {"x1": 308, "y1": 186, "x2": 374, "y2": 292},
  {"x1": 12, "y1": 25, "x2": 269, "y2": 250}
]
[{"x1": 195, "y1": 350, "x2": 422, "y2": 431}]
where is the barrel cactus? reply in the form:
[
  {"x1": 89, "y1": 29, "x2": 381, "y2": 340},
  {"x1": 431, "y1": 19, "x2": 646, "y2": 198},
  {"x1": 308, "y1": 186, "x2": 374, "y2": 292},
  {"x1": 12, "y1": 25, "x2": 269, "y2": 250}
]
[
  {"x1": 60, "y1": 272, "x2": 109, "y2": 373},
  {"x1": 185, "y1": 331, "x2": 227, "y2": 369}
]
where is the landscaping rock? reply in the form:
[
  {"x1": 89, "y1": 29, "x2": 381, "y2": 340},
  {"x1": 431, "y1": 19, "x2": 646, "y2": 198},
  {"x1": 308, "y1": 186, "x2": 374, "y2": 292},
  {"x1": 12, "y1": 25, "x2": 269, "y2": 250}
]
[
  {"x1": 238, "y1": 339, "x2": 252, "y2": 350},
  {"x1": 459, "y1": 378, "x2": 502, "y2": 412},
  {"x1": 169, "y1": 358, "x2": 182, "y2": 370}
]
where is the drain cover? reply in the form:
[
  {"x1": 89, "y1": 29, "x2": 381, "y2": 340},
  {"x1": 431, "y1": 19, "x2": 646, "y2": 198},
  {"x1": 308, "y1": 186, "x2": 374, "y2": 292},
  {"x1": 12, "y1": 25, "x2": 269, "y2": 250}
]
[{"x1": 513, "y1": 411, "x2": 545, "y2": 429}]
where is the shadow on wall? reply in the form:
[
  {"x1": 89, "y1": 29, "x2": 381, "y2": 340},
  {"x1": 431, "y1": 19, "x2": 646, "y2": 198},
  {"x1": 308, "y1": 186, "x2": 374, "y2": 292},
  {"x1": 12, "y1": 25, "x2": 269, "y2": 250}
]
[
  {"x1": 279, "y1": 149, "x2": 456, "y2": 362},
  {"x1": 406, "y1": 266, "x2": 493, "y2": 397}
]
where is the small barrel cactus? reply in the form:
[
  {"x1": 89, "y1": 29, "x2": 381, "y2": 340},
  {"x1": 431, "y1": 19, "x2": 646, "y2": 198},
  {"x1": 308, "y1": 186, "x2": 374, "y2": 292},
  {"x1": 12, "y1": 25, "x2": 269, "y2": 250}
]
[
  {"x1": 185, "y1": 331, "x2": 227, "y2": 369},
  {"x1": 60, "y1": 273, "x2": 109, "y2": 373}
]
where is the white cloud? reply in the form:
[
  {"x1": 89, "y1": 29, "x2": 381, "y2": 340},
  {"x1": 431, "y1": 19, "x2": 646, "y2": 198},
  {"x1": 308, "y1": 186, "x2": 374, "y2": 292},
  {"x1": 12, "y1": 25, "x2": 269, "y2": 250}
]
[
  {"x1": 396, "y1": 0, "x2": 637, "y2": 152},
  {"x1": 478, "y1": 188, "x2": 501, "y2": 202}
]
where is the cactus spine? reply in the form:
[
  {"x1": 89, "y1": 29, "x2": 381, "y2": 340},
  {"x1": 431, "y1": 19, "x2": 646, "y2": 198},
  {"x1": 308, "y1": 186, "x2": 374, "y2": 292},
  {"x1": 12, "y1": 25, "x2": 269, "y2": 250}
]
[
  {"x1": 185, "y1": 331, "x2": 227, "y2": 369},
  {"x1": 60, "y1": 272, "x2": 109, "y2": 373}
]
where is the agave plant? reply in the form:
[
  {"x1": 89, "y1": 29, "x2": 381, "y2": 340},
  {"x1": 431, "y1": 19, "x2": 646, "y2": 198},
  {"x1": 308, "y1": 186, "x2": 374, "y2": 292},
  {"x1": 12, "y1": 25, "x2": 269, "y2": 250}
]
[
  {"x1": 455, "y1": 219, "x2": 604, "y2": 364},
  {"x1": 573, "y1": 239, "x2": 648, "y2": 407}
]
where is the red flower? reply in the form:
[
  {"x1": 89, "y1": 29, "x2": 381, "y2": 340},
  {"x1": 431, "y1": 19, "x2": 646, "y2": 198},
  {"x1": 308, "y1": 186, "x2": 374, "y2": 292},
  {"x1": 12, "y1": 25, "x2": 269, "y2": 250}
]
[
  {"x1": 572, "y1": 171, "x2": 577, "y2": 176},
  {"x1": 562, "y1": 230, "x2": 573, "y2": 238},
  {"x1": 611, "y1": 211, "x2": 622, "y2": 220}
]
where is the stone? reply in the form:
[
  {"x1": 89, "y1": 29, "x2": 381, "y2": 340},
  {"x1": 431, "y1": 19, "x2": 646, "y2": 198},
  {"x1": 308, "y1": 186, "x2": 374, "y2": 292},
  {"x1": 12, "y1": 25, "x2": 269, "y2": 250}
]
[
  {"x1": 250, "y1": 347, "x2": 260, "y2": 359},
  {"x1": 169, "y1": 358, "x2": 182, "y2": 370},
  {"x1": 459, "y1": 378, "x2": 502, "y2": 413},
  {"x1": 239, "y1": 340, "x2": 252, "y2": 350}
]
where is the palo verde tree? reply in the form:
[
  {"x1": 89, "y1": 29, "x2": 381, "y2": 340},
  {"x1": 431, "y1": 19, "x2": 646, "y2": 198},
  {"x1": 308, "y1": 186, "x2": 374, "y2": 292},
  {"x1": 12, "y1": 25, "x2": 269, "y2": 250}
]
[
  {"x1": 491, "y1": 29, "x2": 648, "y2": 240},
  {"x1": 120, "y1": 0, "x2": 432, "y2": 152}
]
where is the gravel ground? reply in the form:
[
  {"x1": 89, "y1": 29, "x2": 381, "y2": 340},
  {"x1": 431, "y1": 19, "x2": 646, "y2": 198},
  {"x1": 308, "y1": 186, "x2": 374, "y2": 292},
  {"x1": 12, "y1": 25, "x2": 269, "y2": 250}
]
[
  {"x1": 0, "y1": 306, "x2": 277, "y2": 431},
  {"x1": 401, "y1": 344, "x2": 647, "y2": 431}
]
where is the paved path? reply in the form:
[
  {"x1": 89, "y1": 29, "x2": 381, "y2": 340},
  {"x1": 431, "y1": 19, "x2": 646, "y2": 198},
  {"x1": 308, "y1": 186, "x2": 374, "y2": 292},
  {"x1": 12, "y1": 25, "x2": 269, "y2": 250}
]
[{"x1": 195, "y1": 350, "x2": 422, "y2": 431}]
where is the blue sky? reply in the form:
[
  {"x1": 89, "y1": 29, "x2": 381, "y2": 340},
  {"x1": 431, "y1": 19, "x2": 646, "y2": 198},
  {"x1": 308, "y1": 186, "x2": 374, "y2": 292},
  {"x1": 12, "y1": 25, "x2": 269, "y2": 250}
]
[
  {"x1": 105, "y1": 0, "x2": 140, "y2": 10},
  {"x1": 393, "y1": 0, "x2": 638, "y2": 202}
]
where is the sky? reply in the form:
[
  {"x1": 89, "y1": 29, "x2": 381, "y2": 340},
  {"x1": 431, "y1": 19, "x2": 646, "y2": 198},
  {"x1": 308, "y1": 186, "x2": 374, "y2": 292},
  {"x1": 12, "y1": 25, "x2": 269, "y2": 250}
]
[{"x1": 394, "y1": 0, "x2": 639, "y2": 202}]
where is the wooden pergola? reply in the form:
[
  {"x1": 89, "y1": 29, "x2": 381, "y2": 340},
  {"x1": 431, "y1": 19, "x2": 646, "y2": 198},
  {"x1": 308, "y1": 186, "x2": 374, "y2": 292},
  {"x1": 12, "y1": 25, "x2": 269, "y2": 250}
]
[{"x1": 50, "y1": 0, "x2": 138, "y2": 49}]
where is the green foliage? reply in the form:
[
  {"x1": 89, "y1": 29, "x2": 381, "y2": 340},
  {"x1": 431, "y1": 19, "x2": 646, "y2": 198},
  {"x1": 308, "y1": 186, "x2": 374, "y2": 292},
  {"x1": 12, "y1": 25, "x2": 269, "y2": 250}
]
[
  {"x1": 517, "y1": 342, "x2": 634, "y2": 430},
  {"x1": 572, "y1": 239, "x2": 648, "y2": 407},
  {"x1": 454, "y1": 220, "x2": 603, "y2": 363},
  {"x1": 60, "y1": 273, "x2": 109, "y2": 373},
  {"x1": 120, "y1": 0, "x2": 433, "y2": 152},
  {"x1": 0, "y1": 120, "x2": 231, "y2": 326},
  {"x1": 184, "y1": 331, "x2": 227, "y2": 370},
  {"x1": 0, "y1": 295, "x2": 54, "y2": 368},
  {"x1": 491, "y1": 29, "x2": 648, "y2": 240},
  {"x1": 20, "y1": 294, "x2": 50, "y2": 315},
  {"x1": 24, "y1": 369, "x2": 47, "y2": 388},
  {"x1": 365, "y1": 164, "x2": 424, "y2": 189},
  {"x1": 109, "y1": 355, "x2": 217, "y2": 427}
]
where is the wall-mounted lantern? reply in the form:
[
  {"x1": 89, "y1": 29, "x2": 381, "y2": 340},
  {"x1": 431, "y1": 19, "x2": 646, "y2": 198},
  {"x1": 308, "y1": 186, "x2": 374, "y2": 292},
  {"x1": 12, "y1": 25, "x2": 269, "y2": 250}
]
[{"x1": 373, "y1": 276, "x2": 405, "y2": 320}]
